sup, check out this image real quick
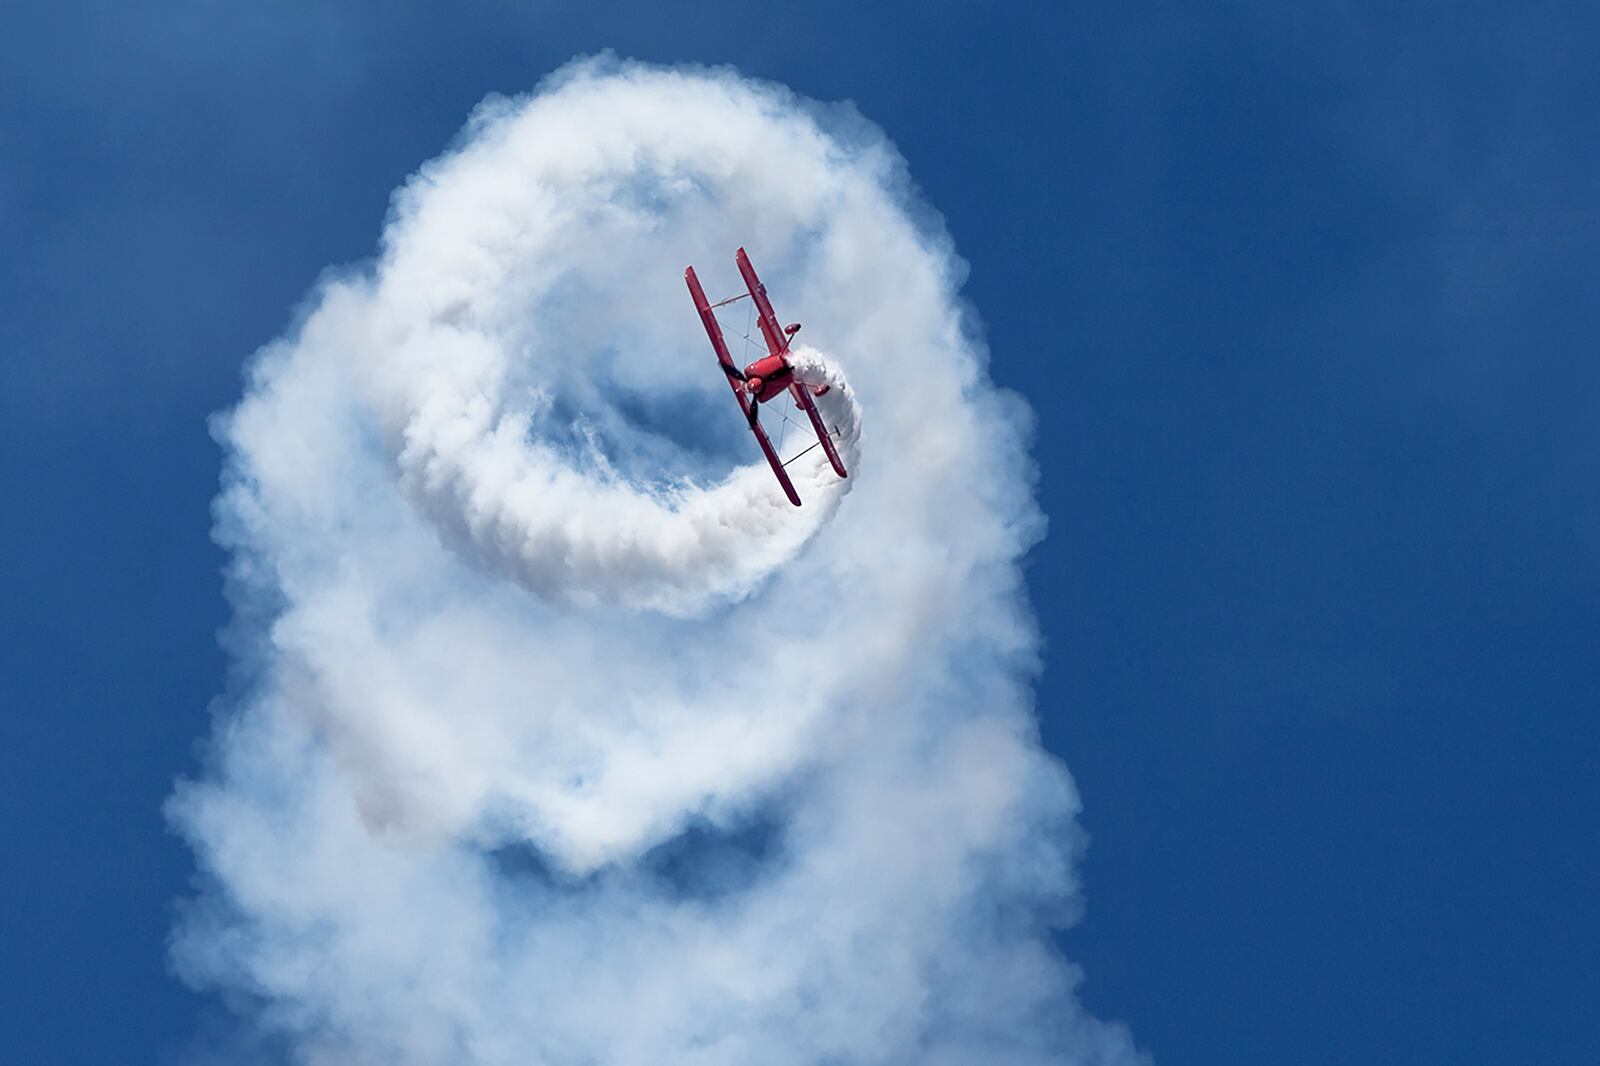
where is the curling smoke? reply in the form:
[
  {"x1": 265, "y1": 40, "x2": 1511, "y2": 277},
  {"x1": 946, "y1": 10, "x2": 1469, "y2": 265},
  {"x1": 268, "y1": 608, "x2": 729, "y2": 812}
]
[{"x1": 170, "y1": 58, "x2": 1144, "y2": 1065}]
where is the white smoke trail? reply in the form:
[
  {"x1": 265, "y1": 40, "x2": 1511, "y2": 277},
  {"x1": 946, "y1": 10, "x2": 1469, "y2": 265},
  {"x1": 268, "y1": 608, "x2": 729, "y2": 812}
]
[{"x1": 170, "y1": 57, "x2": 1144, "y2": 1065}]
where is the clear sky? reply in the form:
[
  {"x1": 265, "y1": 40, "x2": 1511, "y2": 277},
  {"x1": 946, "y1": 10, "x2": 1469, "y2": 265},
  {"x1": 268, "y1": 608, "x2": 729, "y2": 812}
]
[{"x1": 2, "y1": 2, "x2": 1596, "y2": 1063}]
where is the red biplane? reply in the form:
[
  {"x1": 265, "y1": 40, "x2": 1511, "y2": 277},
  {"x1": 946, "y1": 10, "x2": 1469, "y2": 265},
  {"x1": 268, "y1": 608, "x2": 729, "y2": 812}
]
[{"x1": 685, "y1": 248, "x2": 848, "y2": 506}]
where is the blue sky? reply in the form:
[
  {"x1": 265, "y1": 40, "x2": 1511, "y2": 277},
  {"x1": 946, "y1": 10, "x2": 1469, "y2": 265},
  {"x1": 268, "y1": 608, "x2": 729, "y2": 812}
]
[{"x1": 2, "y1": 2, "x2": 1596, "y2": 1062}]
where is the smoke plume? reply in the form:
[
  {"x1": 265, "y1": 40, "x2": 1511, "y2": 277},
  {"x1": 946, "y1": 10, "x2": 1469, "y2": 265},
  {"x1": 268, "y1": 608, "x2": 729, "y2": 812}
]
[{"x1": 170, "y1": 57, "x2": 1143, "y2": 1065}]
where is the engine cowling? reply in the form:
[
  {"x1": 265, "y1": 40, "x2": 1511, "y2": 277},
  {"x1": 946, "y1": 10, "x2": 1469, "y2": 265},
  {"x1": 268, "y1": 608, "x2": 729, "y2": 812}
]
[{"x1": 742, "y1": 353, "x2": 793, "y2": 403}]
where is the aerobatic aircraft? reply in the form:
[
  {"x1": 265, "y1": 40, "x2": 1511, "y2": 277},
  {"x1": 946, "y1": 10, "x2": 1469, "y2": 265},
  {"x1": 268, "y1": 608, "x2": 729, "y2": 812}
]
[{"x1": 684, "y1": 247, "x2": 848, "y2": 506}]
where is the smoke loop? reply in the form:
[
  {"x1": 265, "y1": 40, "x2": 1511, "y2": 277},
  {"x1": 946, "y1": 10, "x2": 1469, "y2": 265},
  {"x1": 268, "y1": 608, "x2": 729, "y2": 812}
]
[{"x1": 172, "y1": 58, "x2": 1143, "y2": 1066}]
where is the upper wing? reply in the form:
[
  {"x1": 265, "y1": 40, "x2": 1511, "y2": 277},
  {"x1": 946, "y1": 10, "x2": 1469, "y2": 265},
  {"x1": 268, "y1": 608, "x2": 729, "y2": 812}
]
[
  {"x1": 735, "y1": 247, "x2": 790, "y2": 357},
  {"x1": 685, "y1": 265, "x2": 746, "y2": 387},
  {"x1": 744, "y1": 405, "x2": 803, "y2": 507},
  {"x1": 686, "y1": 264, "x2": 803, "y2": 507},
  {"x1": 790, "y1": 381, "x2": 848, "y2": 480}
]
